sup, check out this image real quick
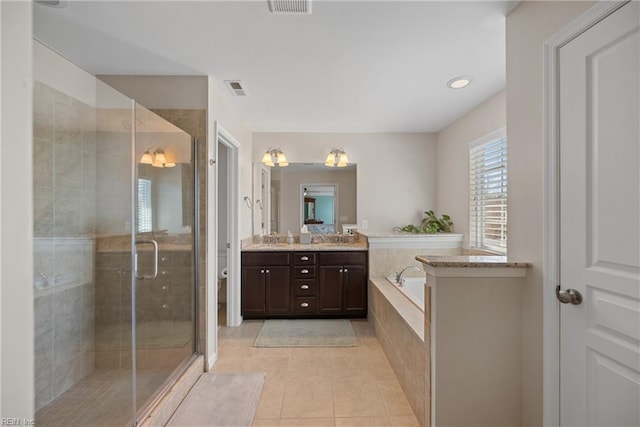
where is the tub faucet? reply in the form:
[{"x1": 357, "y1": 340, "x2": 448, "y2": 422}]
[{"x1": 395, "y1": 265, "x2": 421, "y2": 285}]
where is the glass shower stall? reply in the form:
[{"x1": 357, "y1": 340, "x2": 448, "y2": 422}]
[{"x1": 33, "y1": 78, "x2": 198, "y2": 426}]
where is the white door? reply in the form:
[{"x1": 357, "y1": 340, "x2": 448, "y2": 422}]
[{"x1": 559, "y1": 2, "x2": 640, "y2": 426}]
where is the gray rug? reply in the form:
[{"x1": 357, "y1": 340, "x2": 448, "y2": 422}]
[
  {"x1": 253, "y1": 319, "x2": 357, "y2": 347},
  {"x1": 167, "y1": 373, "x2": 265, "y2": 427}
]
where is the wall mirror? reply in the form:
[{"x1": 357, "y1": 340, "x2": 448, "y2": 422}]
[{"x1": 268, "y1": 163, "x2": 357, "y2": 235}]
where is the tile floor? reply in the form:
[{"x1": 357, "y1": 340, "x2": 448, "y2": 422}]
[{"x1": 213, "y1": 319, "x2": 421, "y2": 427}]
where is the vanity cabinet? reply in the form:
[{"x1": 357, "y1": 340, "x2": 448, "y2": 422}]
[
  {"x1": 241, "y1": 250, "x2": 367, "y2": 319},
  {"x1": 318, "y1": 252, "x2": 367, "y2": 316},
  {"x1": 241, "y1": 252, "x2": 290, "y2": 316}
]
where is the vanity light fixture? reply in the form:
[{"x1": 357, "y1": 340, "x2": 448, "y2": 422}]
[
  {"x1": 261, "y1": 148, "x2": 289, "y2": 167},
  {"x1": 325, "y1": 148, "x2": 349, "y2": 167},
  {"x1": 447, "y1": 75, "x2": 472, "y2": 89},
  {"x1": 140, "y1": 148, "x2": 175, "y2": 168}
]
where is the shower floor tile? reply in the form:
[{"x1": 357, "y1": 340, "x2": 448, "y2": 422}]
[{"x1": 35, "y1": 368, "x2": 167, "y2": 427}]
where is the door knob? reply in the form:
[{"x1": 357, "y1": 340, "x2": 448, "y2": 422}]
[{"x1": 556, "y1": 285, "x2": 583, "y2": 305}]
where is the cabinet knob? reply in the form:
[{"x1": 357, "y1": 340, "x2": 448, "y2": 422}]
[
  {"x1": 301, "y1": 284, "x2": 309, "y2": 290},
  {"x1": 301, "y1": 269, "x2": 309, "y2": 274},
  {"x1": 301, "y1": 302, "x2": 309, "y2": 308},
  {"x1": 301, "y1": 256, "x2": 309, "y2": 261},
  {"x1": 266, "y1": 269, "x2": 270, "y2": 274},
  {"x1": 260, "y1": 269, "x2": 265, "y2": 273},
  {"x1": 339, "y1": 268, "x2": 343, "y2": 273},
  {"x1": 344, "y1": 268, "x2": 348, "y2": 273}
]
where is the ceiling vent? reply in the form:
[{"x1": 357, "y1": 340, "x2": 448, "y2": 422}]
[
  {"x1": 268, "y1": 0, "x2": 312, "y2": 15},
  {"x1": 224, "y1": 80, "x2": 246, "y2": 97}
]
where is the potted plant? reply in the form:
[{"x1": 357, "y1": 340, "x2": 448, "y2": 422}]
[{"x1": 393, "y1": 210, "x2": 454, "y2": 234}]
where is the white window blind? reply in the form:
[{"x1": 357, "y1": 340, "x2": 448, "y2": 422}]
[
  {"x1": 137, "y1": 178, "x2": 152, "y2": 233},
  {"x1": 469, "y1": 130, "x2": 507, "y2": 254}
]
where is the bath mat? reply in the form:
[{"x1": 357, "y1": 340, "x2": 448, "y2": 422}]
[
  {"x1": 167, "y1": 373, "x2": 265, "y2": 427},
  {"x1": 253, "y1": 319, "x2": 357, "y2": 347}
]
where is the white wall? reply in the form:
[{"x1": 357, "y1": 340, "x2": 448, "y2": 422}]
[
  {"x1": 436, "y1": 89, "x2": 506, "y2": 248},
  {"x1": 208, "y1": 78, "x2": 253, "y2": 239},
  {"x1": 97, "y1": 75, "x2": 208, "y2": 109},
  {"x1": 253, "y1": 132, "x2": 438, "y2": 234},
  {"x1": 506, "y1": 1, "x2": 595, "y2": 425},
  {"x1": 34, "y1": 41, "x2": 96, "y2": 107},
  {"x1": 1, "y1": 0, "x2": 34, "y2": 418}
]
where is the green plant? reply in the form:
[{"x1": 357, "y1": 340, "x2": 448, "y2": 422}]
[{"x1": 393, "y1": 210, "x2": 454, "y2": 234}]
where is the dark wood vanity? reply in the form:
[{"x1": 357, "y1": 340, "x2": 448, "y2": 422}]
[{"x1": 241, "y1": 249, "x2": 368, "y2": 319}]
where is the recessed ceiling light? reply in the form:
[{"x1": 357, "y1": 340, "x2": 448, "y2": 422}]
[{"x1": 447, "y1": 76, "x2": 472, "y2": 89}]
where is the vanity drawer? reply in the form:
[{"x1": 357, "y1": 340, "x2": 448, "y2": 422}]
[
  {"x1": 293, "y1": 279, "x2": 316, "y2": 296},
  {"x1": 293, "y1": 297, "x2": 317, "y2": 314},
  {"x1": 318, "y1": 251, "x2": 367, "y2": 266},
  {"x1": 293, "y1": 252, "x2": 316, "y2": 265},
  {"x1": 294, "y1": 266, "x2": 316, "y2": 278},
  {"x1": 242, "y1": 252, "x2": 290, "y2": 266}
]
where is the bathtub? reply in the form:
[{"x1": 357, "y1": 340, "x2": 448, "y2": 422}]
[{"x1": 386, "y1": 276, "x2": 425, "y2": 312}]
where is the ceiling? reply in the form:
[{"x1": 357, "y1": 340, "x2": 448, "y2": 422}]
[{"x1": 34, "y1": 0, "x2": 514, "y2": 133}]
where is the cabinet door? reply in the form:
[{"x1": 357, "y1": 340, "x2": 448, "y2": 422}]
[
  {"x1": 318, "y1": 265, "x2": 344, "y2": 314},
  {"x1": 265, "y1": 266, "x2": 290, "y2": 315},
  {"x1": 242, "y1": 266, "x2": 265, "y2": 316},
  {"x1": 343, "y1": 265, "x2": 367, "y2": 314}
]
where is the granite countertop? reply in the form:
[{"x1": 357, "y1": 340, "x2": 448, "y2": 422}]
[
  {"x1": 415, "y1": 255, "x2": 531, "y2": 268},
  {"x1": 242, "y1": 242, "x2": 367, "y2": 252}
]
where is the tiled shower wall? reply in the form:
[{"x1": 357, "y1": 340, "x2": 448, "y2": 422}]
[{"x1": 33, "y1": 82, "x2": 97, "y2": 411}]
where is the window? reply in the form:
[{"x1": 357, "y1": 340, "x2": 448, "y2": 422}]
[
  {"x1": 469, "y1": 129, "x2": 507, "y2": 254},
  {"x1": 137, "y1": 178, "x2": 153, "y2": 233}
]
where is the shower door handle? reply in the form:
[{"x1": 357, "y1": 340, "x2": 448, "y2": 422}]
[{"x1": 135, "y1": 239, "x2": 159, "y2": 280}]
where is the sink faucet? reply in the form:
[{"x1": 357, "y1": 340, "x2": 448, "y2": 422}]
[{"x1": 395, "y1": 265, "x2": 421, "y2": 285}]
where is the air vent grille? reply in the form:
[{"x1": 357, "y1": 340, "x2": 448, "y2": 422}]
[
  {"x1": 268, "y1": 0, "x2": 312, "y2": 15},
  {"x1": 224, "y1": 80, "x2": 246, "y2": 97}
]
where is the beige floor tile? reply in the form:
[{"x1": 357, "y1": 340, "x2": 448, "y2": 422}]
[
  {"x1": 285, "y1": 356, "x2": 328, "y2": 379},
  {"x1": 252, "y1": 418, "x2": 280, "y2": 427},
  {"x1": 279, "y1": 418, "x2": 335, "y2": 427},
  {"x1": 218, "y1": 340, "x2": 254, "y2": 358},
  {"x1": 255, "y1": 378, "x2": 286, "y2": 419},
  {"x1": 325, "y1": 356, "x2": 374, "y2": 383},
  {"x1": 323, "y1": 345, "x2": 366, "y2": 358},
  {"x1": 289, "y1": 347, "x2": 329, "y2": 358},
  {"x1": 378, "y1": 380, "x2": 414, "y2": 416},
  {"x1": 244, "y1": 357, "x2": 289, "y2": 377},
  {"x1": 252, "y1": 346, "x2": 292, "y2": 358},
  {"x1": 210, "y1": 356, "x2": 246, "y2": 373},
  {"x1": 332, "y1": 381, "x2": 387, "y2": 418},
  {"x1": 389, "y1": 415, "x2": 421, "y2": 427},
  {"x1": 335, "y1": 416, "x2": 392, "y2": 427},
  {"x1": 281, "y1": 380, "x2": 334, "y2": 418}
]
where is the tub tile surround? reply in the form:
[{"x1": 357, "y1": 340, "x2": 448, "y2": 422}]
[{"x1": 366, "y1": 232, "x2": 463, "y2": 426}]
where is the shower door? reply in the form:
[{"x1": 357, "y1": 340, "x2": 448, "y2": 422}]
[
  {"x1": 132, "y1": 104, "x2": 197, "y2": 421},
  {"x1": 33, "y1": 79, "x2": 197, "y2": 426}
]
